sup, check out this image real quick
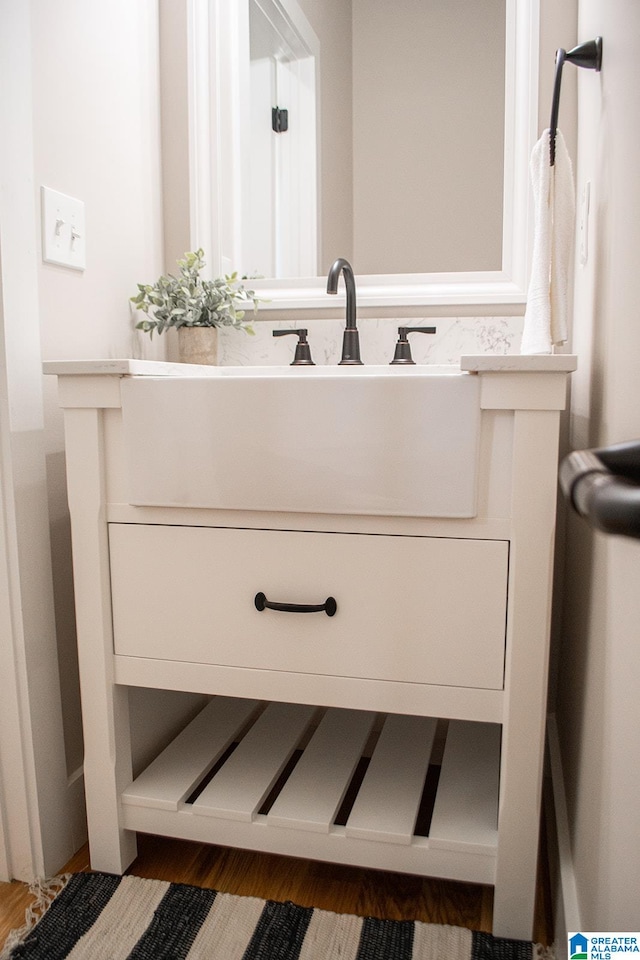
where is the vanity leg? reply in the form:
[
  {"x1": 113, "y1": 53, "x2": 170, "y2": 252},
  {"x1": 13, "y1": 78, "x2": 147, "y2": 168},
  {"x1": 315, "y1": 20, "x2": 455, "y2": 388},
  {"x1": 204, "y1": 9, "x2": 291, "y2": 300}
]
[
  {"x1": 492, "y1": 410, "x2": 560, "y2": 940},
  {"x1": 64, "y1": 407, "x2": 137, "y2": 873},
  {"x1": 82, "y1": 685, "x2": 137, "y2": 874}
]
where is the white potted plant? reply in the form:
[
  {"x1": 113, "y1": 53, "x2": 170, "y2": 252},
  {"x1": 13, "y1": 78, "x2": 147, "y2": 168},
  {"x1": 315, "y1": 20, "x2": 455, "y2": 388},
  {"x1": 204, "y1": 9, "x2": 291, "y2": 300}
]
[{"x1": 131, "y1": 249, "x2": 260, "y2": 365}]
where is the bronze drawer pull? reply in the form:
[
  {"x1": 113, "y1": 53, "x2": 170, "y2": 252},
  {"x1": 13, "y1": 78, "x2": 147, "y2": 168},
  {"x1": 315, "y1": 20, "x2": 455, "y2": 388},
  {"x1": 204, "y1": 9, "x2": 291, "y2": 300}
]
[{"x1": 254, "y1": 592, "x2": 337, "y2": 617}]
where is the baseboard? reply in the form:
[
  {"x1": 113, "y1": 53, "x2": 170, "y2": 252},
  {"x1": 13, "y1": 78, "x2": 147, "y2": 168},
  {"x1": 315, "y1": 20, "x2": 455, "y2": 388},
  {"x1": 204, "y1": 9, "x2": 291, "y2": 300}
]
[{"x1": 546, "y1": 713, "x2": 581, "y2": 959}]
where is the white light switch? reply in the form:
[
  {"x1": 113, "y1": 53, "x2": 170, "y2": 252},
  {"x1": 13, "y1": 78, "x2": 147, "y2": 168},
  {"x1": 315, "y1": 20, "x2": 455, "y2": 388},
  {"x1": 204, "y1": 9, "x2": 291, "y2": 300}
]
[{"x1": 41, "y1": 186, "x2": 86, "y2": 270}]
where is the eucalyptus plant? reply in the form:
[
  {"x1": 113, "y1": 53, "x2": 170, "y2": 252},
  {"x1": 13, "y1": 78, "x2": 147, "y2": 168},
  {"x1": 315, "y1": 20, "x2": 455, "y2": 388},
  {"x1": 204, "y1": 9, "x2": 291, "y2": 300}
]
[{"x1": 131, "y1": 249, "x2": 259, "y2": 337}]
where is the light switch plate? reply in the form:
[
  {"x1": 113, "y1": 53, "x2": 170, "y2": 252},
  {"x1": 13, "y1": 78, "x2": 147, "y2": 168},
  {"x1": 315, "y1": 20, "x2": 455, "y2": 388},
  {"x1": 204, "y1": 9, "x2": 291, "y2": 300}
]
[{"x1": 41, "y1": 186, "x2": 86, "y2": 270}]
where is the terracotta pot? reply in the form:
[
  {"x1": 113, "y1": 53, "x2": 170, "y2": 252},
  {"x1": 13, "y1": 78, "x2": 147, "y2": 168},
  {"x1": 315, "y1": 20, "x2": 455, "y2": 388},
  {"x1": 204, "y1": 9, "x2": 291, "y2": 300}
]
[{"x1": 177, "y1": 326, "x2": 218, "y2": 365}]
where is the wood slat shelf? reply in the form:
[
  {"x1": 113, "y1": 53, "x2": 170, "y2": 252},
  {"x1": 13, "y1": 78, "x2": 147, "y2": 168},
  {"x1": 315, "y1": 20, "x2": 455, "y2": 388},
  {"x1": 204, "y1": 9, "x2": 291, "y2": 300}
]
[{"x1": 121, "y1": 698, "x2": 500, "y2": 884}]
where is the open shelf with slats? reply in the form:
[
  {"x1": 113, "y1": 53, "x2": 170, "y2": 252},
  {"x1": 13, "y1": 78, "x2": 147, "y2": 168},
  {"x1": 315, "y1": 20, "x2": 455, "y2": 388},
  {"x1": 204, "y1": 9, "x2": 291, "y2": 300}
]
[{"x1": 122, "y1": 696, "x2": 501, "y2": 885}]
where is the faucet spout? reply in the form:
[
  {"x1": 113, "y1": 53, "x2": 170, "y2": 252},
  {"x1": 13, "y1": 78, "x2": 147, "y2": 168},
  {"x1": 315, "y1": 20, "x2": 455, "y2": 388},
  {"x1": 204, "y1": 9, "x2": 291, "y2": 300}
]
[
  {"x1": 326, "y1": 258, "x2": 362, "y2": 364},
  {"x1": 327, "y1": 258, "x2": 356, "y2": 329}
]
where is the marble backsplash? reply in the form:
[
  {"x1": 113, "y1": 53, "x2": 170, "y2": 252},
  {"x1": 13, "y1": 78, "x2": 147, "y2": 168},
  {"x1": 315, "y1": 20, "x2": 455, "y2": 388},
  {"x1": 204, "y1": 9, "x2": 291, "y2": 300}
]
[{"x1": 218, "y1": 316, "x2": 524, "y2": 366}]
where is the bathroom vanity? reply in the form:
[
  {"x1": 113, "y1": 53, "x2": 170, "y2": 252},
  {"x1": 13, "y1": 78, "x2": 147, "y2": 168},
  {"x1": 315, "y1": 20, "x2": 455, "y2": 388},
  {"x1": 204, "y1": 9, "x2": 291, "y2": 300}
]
[{"x1": 47, "y1": 354, "x2": 575, "y2": 941}]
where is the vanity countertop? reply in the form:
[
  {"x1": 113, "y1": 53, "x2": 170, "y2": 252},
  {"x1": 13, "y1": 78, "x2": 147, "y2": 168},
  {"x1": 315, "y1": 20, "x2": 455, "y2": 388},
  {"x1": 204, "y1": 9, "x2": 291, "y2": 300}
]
[
  {"x1": 42, "y1": 358, "x2": 221, "y2": 377},
  {"x1": 43, "y1": 355, "x2": 578, "y2": 377},
  {"x1": 461, "y1": 354, "x2": 577, "y2": 372}
]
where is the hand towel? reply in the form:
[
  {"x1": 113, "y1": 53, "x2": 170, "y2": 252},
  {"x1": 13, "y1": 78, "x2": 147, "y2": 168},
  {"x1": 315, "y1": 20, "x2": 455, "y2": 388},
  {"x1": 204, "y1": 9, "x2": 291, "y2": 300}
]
[{"x1": 521, "y1": 128, "x2": 575, "y2": 354}]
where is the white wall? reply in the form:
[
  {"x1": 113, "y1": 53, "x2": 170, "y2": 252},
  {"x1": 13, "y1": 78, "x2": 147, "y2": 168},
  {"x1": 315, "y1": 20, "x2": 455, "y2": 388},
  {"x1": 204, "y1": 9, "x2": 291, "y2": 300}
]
[
  {"x1": 32, "y1": 0, "x2": 166, "y2": 365},
  {"x1": 558, "y1": 0, "x2": 640, "y2": 929}
]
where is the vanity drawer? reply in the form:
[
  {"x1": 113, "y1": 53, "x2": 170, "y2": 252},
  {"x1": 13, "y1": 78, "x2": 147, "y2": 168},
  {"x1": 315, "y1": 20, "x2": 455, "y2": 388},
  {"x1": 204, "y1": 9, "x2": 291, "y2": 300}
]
[{"x1": 109, "y1": 524, "x2": 508, "y2": 689}]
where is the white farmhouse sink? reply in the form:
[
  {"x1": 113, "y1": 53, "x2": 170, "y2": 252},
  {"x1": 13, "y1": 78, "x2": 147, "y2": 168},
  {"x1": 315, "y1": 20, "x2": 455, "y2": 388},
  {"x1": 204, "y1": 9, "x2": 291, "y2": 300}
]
[{"x1": 120, "y1": 365, "x2": 481, "y2": 518}]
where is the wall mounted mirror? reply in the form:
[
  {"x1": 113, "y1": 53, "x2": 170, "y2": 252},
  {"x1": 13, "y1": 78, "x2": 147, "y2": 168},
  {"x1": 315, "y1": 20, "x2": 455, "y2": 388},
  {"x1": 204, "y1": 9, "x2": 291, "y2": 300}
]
[{"x1": 162, "y1": 0, "x2": 539, "y2": 310}]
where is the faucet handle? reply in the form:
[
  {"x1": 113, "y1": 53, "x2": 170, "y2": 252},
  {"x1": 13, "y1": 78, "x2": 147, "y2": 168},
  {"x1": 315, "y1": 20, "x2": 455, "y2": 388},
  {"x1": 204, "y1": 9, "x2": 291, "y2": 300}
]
[
  {"x1": 390, "y1": 326, "x2": 437, "y2": 365},
  {"x1": 273, "y1": 328, "x2": 315, "y2": 366}
]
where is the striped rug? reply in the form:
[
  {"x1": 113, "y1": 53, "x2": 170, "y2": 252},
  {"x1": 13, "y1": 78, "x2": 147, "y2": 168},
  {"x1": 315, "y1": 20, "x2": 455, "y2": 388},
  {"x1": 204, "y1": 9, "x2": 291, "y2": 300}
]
[{"x1": 2, "y1": 872, "x2": 549, "y2": 959}]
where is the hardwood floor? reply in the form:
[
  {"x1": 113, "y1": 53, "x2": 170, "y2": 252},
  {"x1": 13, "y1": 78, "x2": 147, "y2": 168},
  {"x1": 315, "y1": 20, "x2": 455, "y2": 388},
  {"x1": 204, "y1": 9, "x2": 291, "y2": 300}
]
[{"x1": 1, "y1": 831, "x2": 553, "y2": 951}]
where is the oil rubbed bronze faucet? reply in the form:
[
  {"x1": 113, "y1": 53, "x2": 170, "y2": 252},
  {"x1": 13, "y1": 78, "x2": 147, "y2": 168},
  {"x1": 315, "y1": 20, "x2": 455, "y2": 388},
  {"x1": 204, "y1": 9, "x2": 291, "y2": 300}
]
[{"x1": 326, "y1": 258, "x2": 362, "y2": 364}]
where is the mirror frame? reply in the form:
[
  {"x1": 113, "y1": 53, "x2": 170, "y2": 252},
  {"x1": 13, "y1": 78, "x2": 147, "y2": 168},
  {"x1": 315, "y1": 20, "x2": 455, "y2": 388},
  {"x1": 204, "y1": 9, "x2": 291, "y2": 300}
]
[{"x1": 180, "y1": 0, "x2": 540, "y2": 310}]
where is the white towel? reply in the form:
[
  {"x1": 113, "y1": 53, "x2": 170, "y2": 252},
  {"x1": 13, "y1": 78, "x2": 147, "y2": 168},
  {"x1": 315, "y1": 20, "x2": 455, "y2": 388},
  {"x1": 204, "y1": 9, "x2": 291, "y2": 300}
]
[{"x1": 521, "y1": 128, "x2": 575, "y2": 354}]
